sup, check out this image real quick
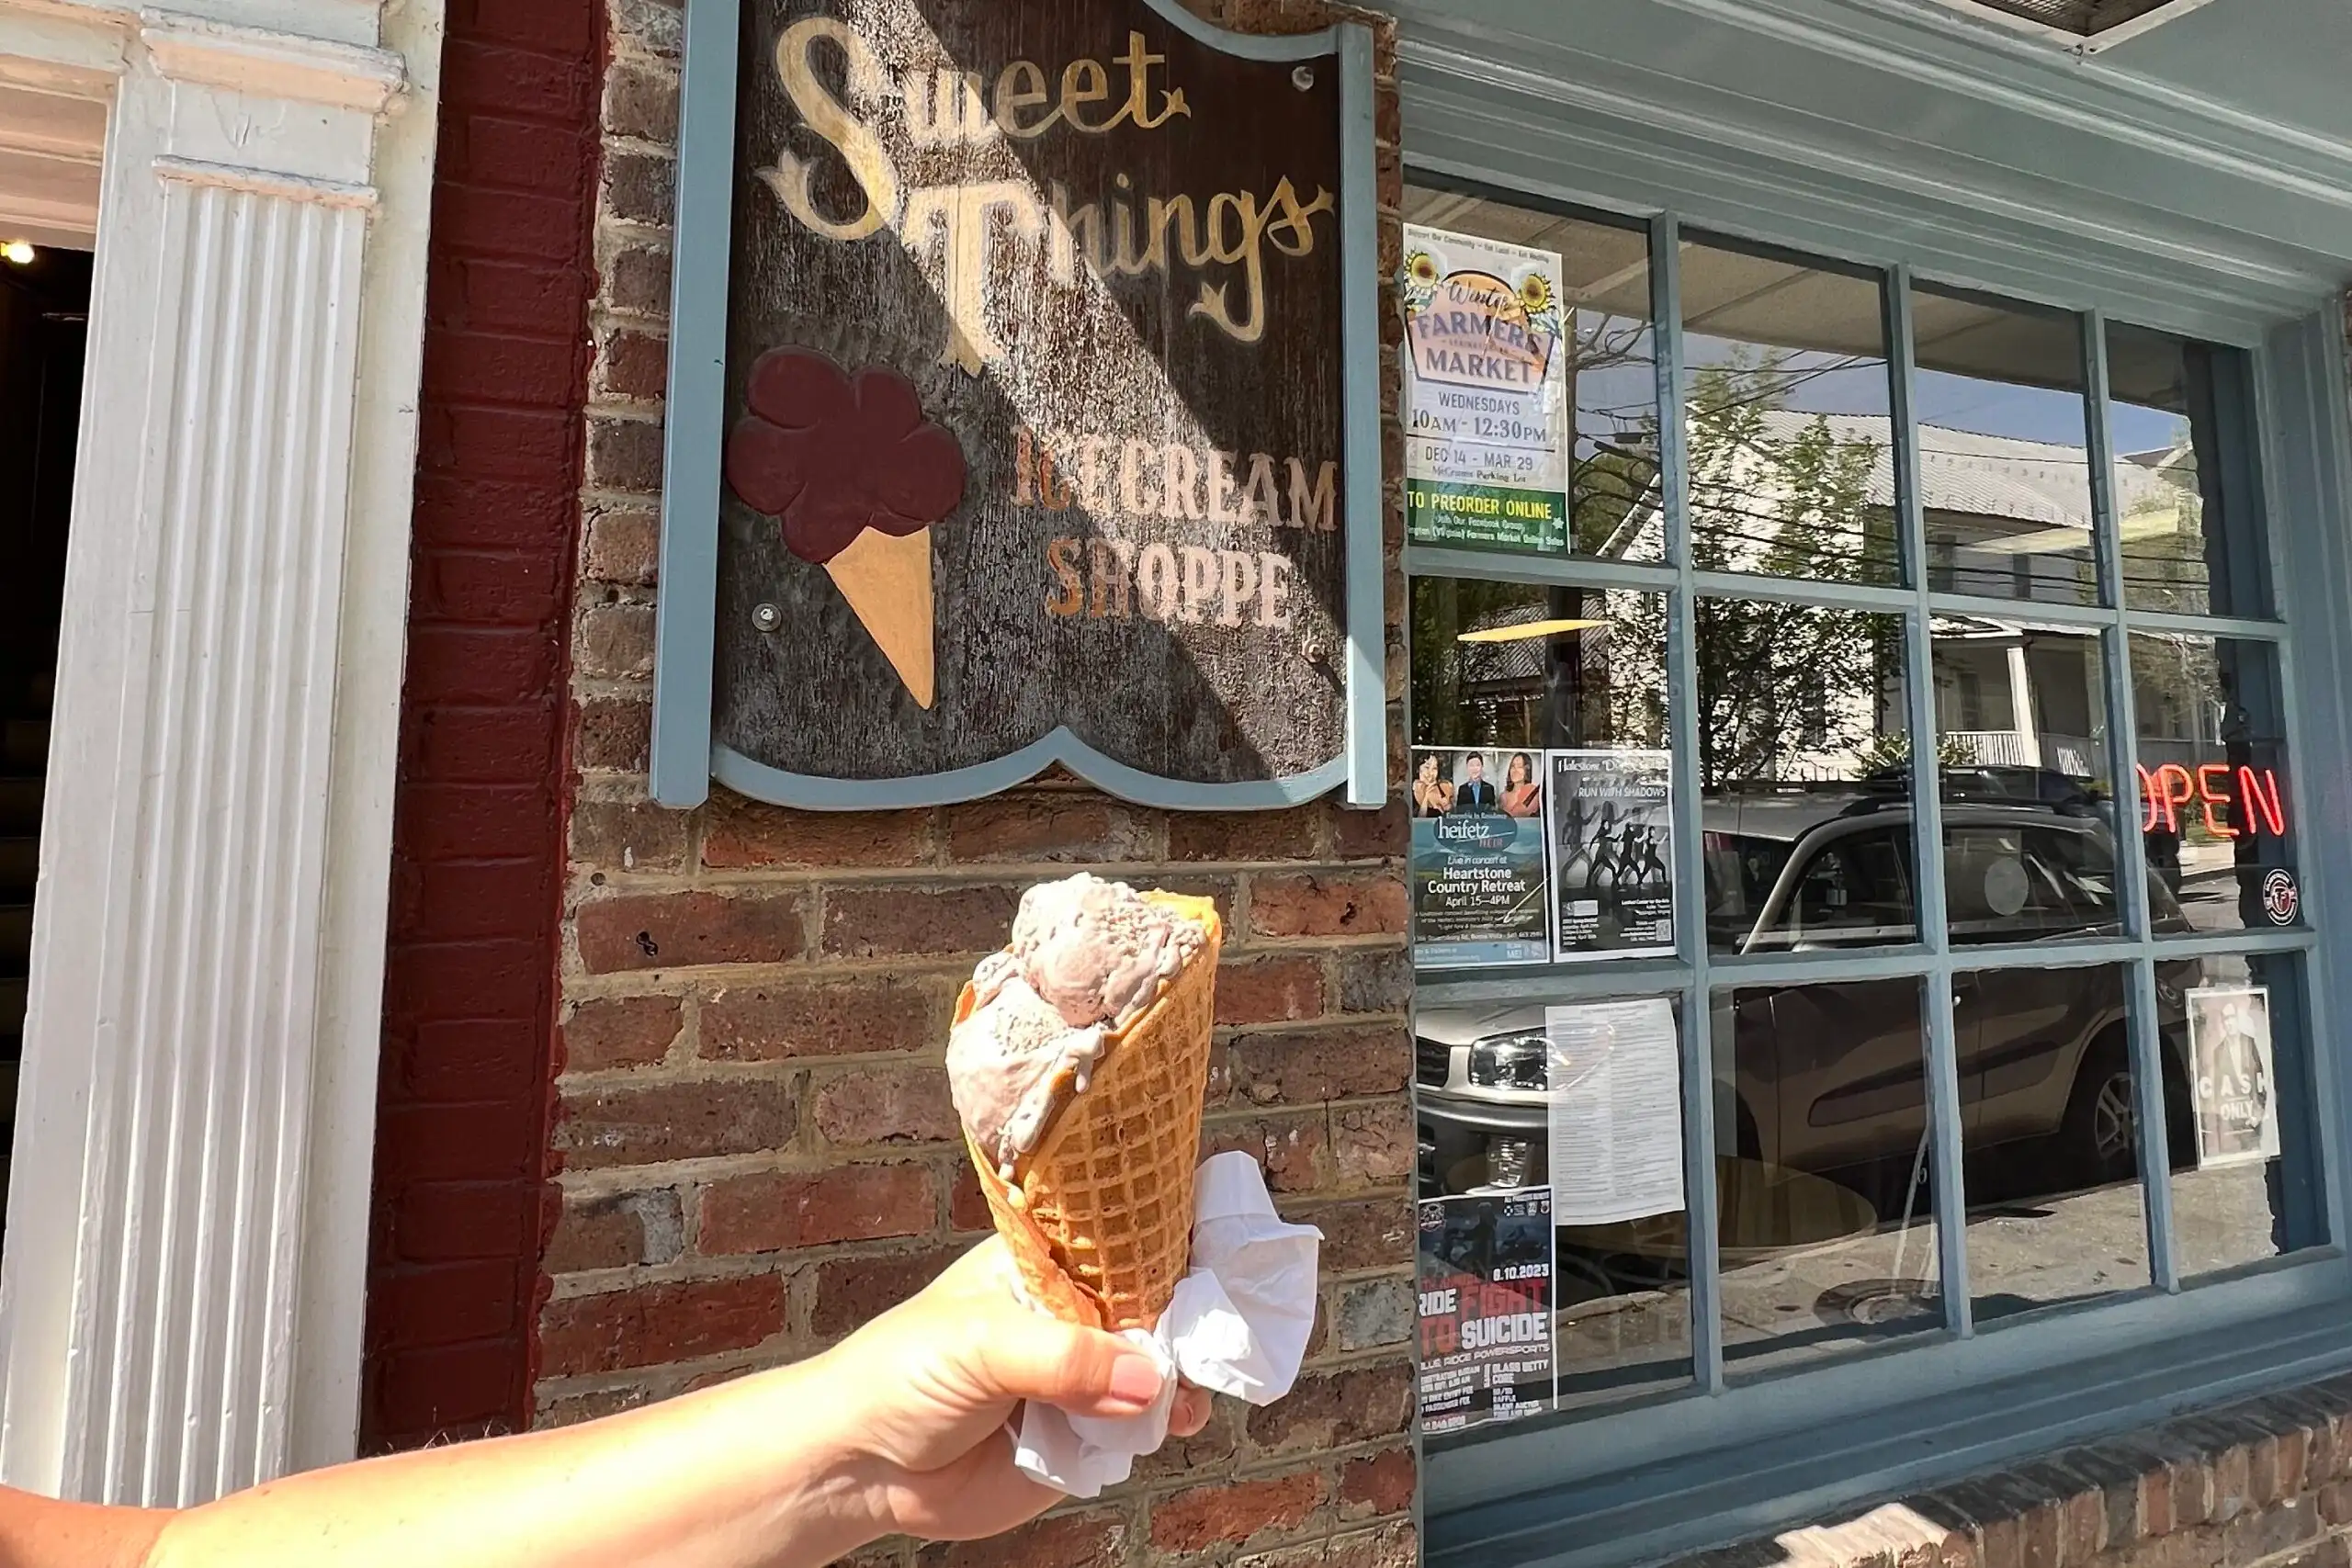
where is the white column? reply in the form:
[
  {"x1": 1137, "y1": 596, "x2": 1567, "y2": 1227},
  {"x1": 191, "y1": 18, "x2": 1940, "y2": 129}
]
[
  {"x1": 2006, "y1": 641, "x2": 2043, "y2": 769},
  {"x1": 0, "y1": 0, "x2": 439, "y2": 1506}
]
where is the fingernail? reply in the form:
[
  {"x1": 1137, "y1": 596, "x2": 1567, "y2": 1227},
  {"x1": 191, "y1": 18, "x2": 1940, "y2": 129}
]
[{"x1": 1108, "y1": 1354, "x2": 1165, "y2": 1409}]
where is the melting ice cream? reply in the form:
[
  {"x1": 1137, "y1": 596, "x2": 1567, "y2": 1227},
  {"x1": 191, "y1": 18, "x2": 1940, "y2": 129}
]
[{"x1": 948, "y1": 875, "x2": 1208, "y2": 1177}]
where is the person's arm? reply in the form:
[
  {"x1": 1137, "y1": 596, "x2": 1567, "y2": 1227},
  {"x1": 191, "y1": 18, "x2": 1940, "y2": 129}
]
[{"x1": 13, "y1": 1239, "x2": 1204, "y2": 1568}]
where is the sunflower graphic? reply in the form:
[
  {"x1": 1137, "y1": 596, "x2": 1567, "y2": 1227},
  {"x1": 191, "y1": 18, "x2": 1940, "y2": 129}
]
[
  {"x1": 1401, "y1": 249, "x2": 1440, "y2": 311},
  {"x1": 1519, "y1": 271, "x2": 1555, "y2": 315}
]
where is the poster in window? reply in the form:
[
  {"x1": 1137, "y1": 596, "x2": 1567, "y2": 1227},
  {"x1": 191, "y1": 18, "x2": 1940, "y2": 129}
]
[
  {"x1": 1417, "y1": 1189, "x2": 1556, "y2": 1433},
  {"x1": 1544, "y1": 1000, "x2": 1685, "y2": 1226},
  {"x1": 1410, "y1": 747, "x2": 1553, "y2": 968},
  {"x1": 1400, "y1": 226, "x2": 1569, "y2": 552},
  {"x1": 1547, "y1": 750, "x2": 1674, "y2": 962},
  {"x1": 2188, "y1": 985, "x2": 2281, "y2": 1169}
]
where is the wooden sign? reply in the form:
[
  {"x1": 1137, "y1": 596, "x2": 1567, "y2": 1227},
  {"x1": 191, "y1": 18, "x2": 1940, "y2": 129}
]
[{"x1": 651, "y1": 0, "x2": 1385, "y2": 811}]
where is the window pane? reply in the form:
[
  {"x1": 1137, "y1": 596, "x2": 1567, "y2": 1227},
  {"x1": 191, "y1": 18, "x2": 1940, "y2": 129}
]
[
  {"x1": 1682, "y1": 238, "x2": 1898, "y2": 584},
  {"x1": 2107, "y1": 322, "x2": 2273, "y2": 619},
  {"x1": 1414, "y1": 997, "x2": 1692, "y2": 1422},
  {"x1": 2154, "y1": 950, "x2": 2329, "y2": 1280},
  {"x1": 1400, "y1": 187, "x2": 1663, "y2": 561},
  {"x1": 1959, "y1": 964, "x2": 2151, "y2": 1319},
  {"x1": 1931, "y1": 617, "x2": 2110, "y2": 793},
  {"x1": 1409, "y1": 577, "x2": 1668, "y2": 752},
  {"x1": 1911, "y1": 288, "x2": 2097, "y2": 605},
  {"x1": 1698, "y1": 600, "x2": 1913, "y2": 953},
  {"x1": 2130, "y1": 634, "x2": 2298, "y2": 937},
  {"x1": 1716, "y1": 981, "x2": 1943, "y2": 1376}
]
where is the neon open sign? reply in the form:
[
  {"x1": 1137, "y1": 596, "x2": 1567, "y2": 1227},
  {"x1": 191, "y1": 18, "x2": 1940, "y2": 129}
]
[{"x1": 2136, "y1": 763, "x2": 2288, "y2": 840}]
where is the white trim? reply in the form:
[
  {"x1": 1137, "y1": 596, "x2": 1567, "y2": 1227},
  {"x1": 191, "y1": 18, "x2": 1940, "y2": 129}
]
[{"x1": 0, "y1": 0, "x2": 438, "y2": 1506}]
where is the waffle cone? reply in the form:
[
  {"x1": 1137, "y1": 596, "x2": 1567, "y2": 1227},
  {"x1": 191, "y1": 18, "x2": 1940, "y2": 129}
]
[
  {"x1": 956, "y1": 893, "x2": 1222, "y2": 1331},
  {"x1": 824, "y1": 526, "x2": 935, "y2": 708}
]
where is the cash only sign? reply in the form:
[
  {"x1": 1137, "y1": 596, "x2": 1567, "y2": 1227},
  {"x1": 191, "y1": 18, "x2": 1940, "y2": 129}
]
[{"x1": 649, "y1": 0, "x2": 1387, "y2": 811}]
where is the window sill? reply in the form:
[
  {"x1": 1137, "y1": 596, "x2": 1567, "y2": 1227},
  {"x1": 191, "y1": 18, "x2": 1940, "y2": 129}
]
[{"x1": 1426, "y1": 1261, "x2": 2352, "y2": 1568}]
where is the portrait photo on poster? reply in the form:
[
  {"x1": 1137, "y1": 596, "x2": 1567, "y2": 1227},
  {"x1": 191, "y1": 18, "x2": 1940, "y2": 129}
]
[
  {"x1": 2188, "y1": 985, "x2": 2282, "y2": 1170},
  {"x1": 1546, "y1": 750, "x2": 1674, "y2": 963},
  {"x1": 1410, "y1": 747, "x2": 1552, "y2": 968},
  {"x1": 1417, "y1": 1188, "x2": 1557, "y2": 1434}
]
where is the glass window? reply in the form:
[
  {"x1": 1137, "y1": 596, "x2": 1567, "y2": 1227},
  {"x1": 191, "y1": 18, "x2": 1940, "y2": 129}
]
[
  {"x1": 2154, "y1": 951, "x2": 2329, "y2": 1280},
  {"x1": 2129, "y1": 634, "x2": 2297, "y2": 937},
  {"x1": 1697, "y1": 600, "x2": 1911, "y2": 953},
  {"x1": 1911, "y1": 288, "x2": 2098, "y2": 604},
  {"x1": 1681, "y1": 237, "x2": 1899, "y2": 584},
  {"x1": 2107, "y1": 321, "x2": 2274, "y2": 619},
  {"x1": 1400, "y1": 188, "x2": 1663, "y2": 561},
  {"x1": 1716, "y1": 980, "x2": 1943, "y2": 1376},
  {"x1": 1404, "y1": 186, "x2": 2330, "y2": 1469},
  {"x1": 1411, "y1": 577, "x2": 1668, "y2": 752},
  {"x1": 1958, "y1": 964, "x2": 2150, "y2": 1319}
]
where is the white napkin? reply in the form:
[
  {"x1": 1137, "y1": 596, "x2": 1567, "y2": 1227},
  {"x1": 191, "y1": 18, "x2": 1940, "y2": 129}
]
[{"x1": 1012, "y1": 1151, "x2": 1322, "y2": 1497}]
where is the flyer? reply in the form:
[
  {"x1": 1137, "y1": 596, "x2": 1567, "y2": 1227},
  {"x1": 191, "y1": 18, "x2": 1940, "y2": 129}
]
[
  {"x1": 2188, "y1": 986, "x2": 2281, "y2": 1169},
  {"x1": 1410, "y1": 747, "x2": 1553, "y2": 968},
  {"x1": 1544, "y1": 1000, "x2": 1686, "y2": 1226},
  {"x1": 1546, "y1": 750, "x2": 1675, "y2": 962},
  {"x1": 1417, "y1": 1189, "x2": 1557, "y2": 1433},
  {"x1": 1400, "y1": 226, "x2": 1570, "y2": 552}
]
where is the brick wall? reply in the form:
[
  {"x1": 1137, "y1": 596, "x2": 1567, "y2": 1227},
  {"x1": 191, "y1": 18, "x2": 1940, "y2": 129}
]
[
  {"x1": 540, "y1": 1, "x2": 1418, "y2": 1562},
  {"x1": 364, "y1": 0, "x2": 603, "y2": 1450},
  {"x1": 1675, "y1": 1380, "x2": 2352, "y2": 1568}
]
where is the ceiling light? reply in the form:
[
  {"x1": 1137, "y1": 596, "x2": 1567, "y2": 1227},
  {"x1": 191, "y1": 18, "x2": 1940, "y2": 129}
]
[
  {"x1": 1, "y1": 242, "x2": 34, "y2": 266},
  {"x1": 1457, "y1": 618, "x2": 1609, "y2": 643}
]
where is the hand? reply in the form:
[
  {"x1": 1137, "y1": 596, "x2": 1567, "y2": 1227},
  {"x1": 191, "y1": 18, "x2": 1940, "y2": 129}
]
[{"x1": 810, "y1": 1238, "x2": 1212, "y2": 1545}]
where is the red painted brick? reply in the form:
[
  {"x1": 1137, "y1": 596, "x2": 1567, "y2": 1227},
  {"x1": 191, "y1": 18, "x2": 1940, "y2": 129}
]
[
  {"x1": 943, "y1": 796, "x2": 1162, "y2": 863},
  {"x1": 575, "y1": 891, "x2": 806, "y2": 974},
  {"x1": 394, "y1": 1181, "x2": 535, "y2": 1264},
  {"x1": 1232, "y1": 1024, "x2": 1411, "y2": 1105},
  {"x1": 699, "y1": 976, "x2": 940, "y2": 1062},
  {"x1": 402, "y1": 625, "x2": 560, "y2": 705},
  {"x1": 412, "y1": 475, "x2": 579, "y2": 552},
  {"x1": 1170, "y1": 807, "x2": 1321, "y2": 863},
  {"x1": 375, "y1": 1102, "x2": 544, "y2": 1184},
  {"x1": 463, "y1": 0, "x2": 597, "y2": 52},
  {"x1": 379, "y1": 1259, "x2": 521, "y2": 1345},
  {"x1": 396, "y1": 861, "x2": 553, "y2": 942},
  {"x1": 560, "y1": 994, "x2": 682, "y2": 1072},
  {"x1": 393, "y1": 785, "x2": 552, "y2": 863},
  {"x1": 436, "y1": 255, "x2": 591, "y2": 338},
  {"x1": 810, "y1": 1247, "x2": 962, "y2": 1337},
  {"x1": 698, "y1": 1164, "x2": 936, "y2": 1255},
  {"x1": 395, "y1": 1019, "x2": 543, "y2": 1102},
  {"x1": 1216, "y1": 954, "x2": 1327, "y2": 1026},
  {"x1": 701, "y1": 794, "x2": 932, "y2": 869},
  {"x1": 439, "y1": 40, "x2": 595, "y2": 128},
  {"x1": 914, "y1": 1508, "x2": 1128, "y2": 1568},
  {"x1": 1149, "y1": 1470, "x2": 1326, "y2": 1551},
  {"x1": 821, "y1": 884, "x2": 1021, "y2": 960},
  {"x1": 1250, "y1": 872, "x2": 1408, "y2": 938},
  {"x1": 423, "y1": 328, "x2": 585, "y2": 408},
  {"x1": 380, "y1": 938, "x2": 545, "y2": 1015},
  {"x1": 1340, "y1": 1448, "x2": 1417, "y2": 1517},
  {"x1": 420, "y1": 400, "x2": 578, "y2": 485},
  {"x1": 812, "y1": 1066, "x2": 959, "y2": 1147},
  {"x1": 552, "y1": 1077, "x2": 795, "y2": 1170},
  {"x1": 539, "y1": 1275, "x2": 785, "y2": 1376},
  {"x1": 433, "y1": 183, "x2": 593, "y2": 266},
  {"x1": 409, "y1": 547, "x2": 566, "y2": 626},
  {"x1": 408, "y1": 705, "x2": 560, "y2": 784},
  {"x1": 368, "y1": 1338, "x2": 526, "y2": 1438}
]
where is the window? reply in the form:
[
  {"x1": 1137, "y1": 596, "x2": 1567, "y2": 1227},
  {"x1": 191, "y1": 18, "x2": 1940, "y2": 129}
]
[{"x1": 1405, "y1": 183, "x2": 2327, "y2": 1463}]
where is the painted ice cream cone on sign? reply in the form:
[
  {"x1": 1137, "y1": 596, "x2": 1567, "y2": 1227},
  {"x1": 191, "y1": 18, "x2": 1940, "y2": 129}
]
[{"x1": 722, "y1": 348, "x2": 966, "y2": 708}]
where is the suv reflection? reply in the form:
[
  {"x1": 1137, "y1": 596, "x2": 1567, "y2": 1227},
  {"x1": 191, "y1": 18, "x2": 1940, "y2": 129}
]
[{"x1": 1417, "y1": 782, "x2": 2199, "y2": 1201}]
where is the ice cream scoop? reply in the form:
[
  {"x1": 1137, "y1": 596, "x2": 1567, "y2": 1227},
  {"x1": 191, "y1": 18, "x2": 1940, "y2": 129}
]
[{"x1": 947, "y1": 877, "x2": 1208, "y2": 1178}]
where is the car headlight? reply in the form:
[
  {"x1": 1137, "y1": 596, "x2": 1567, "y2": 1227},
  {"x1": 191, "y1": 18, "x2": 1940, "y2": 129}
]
[{"x1": 1467, "y1": 1031, "x2": 1549, "y2": 1091}]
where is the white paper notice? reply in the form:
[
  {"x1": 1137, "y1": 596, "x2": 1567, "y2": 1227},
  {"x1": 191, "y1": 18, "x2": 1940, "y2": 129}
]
[{"x1": 1544, "y1": 999, "x2": 1685, "y2": 1225}]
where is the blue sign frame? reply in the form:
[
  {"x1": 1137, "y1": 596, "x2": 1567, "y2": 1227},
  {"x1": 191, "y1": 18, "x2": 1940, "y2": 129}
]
[{"x1": 649, "y1": 0, "x2": 1388, "y2": 813}]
